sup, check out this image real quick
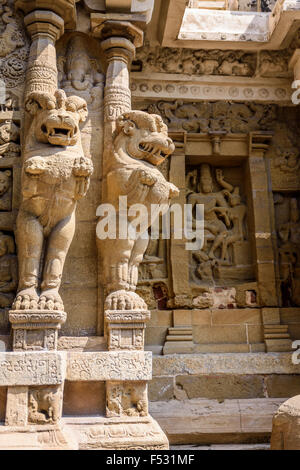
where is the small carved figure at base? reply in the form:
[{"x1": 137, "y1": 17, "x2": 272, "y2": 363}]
[{"x1": 28, "y1": 387, "x2": 62, "y2": 425}]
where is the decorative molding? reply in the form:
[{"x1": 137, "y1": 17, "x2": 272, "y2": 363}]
[{"x1": 131, "y1": 75, "x2": 292, "y2": 104}]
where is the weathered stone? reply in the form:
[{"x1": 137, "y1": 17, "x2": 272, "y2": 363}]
[
  {"x1": 0, "y1": 352, "x2": 66, "y2": 386},
  {"x1": 266, "y1": 375, "x2": 300, "y2": 398},
  {"x1": 63, "y1": 381, "x2": 106, "y2": 416},
  {"x1": 67, "y1": 351, "x2": 152, "y2": 381},
  {"x1": 150, "y1": 398, "x2": 283, "y2": 445},
  {"x1": 153, "y1": 353, "x2": 300, "y2": 377},
  {"x1": 175, "y1": 374, "x2": 265, "y2": 400},
  {"x1": 148, "y1": 377, "x2": 174, "y2": 402},
  {"x1": 271, "y1": 395, "x2": 300, "y2": 450}
]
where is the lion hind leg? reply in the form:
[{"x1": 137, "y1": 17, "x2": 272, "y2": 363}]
[
  {"x1": 128, "y1": 234, "x2": 149, "y2": 291},
  {"x1": 39, "y1": 213, "x2": 75, "y2": 311},
  {"x1": 13, "y1": 211, "x2": 43, "y2": 310}
]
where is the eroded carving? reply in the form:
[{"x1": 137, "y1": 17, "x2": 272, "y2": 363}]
[
  {"x1": 106, "y1": 382, "x2": 148, "y2": 418},
  {"x1": 0, "y1": 121, "x2": 20, "y2": 158},
  {"x1": 0, "y1": 169, "x2": 12, "y2": 210},
  {"x1": 135, "y1": 44, "x2": 256, "y2": 77},
  {"x1": 145, "y1": 101, "x2": 276, "y2": 134},
  {"x1": 28, "y1": 386, "x2": 62, "y2": 424},
  {"x1": 58, "y1": 34, "x2": 104, "y2": 111},
  {"x1": 0, "y1": 0, "x2": 29, "y2": 89},
  {"x1": 0, "y1": 231, "x2": 17, "y2": 308},
  {"x1": 275, "y1": 194, "x2": 300, "y2": 306}
]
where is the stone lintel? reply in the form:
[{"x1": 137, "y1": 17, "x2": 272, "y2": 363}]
[
  {"x1": 67, "y1": 350, "x2": 152, "y2": 381},
  {"x1": 0, "y1": 351, "x2": 66, "y2": 386}
]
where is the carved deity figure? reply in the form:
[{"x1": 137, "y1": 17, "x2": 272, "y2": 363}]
[
  {"x1": 0, "y1": 121, "x2": 20, "y2": 158},
  {"x1": 188, "y1": 164, "x2": 233, "y2": 260},
  {"x1": 101, "y1": 111, "x2": 178, "y2": 310},
  {"x1": 275, "y1": 149, "x2": 300, "y2": 173},
  {"x1": 189, "y1": 165, "x2": 247, "y2": 282},
  {"x1": 13, "y1": 89, "x2": 93, "y2": 311},
  {"x1": 0, "y1": 231, "x2": 17, "y2": 308},
  {"x1": 216, "y1": 187, "x2": 247, "y2": 262},
  {"x1": 278, "y1": 197, "x2": 300, "y2": 305}
]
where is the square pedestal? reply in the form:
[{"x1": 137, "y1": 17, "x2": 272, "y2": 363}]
[{"x1": 9, "y1": 310, "x2": 66, "y2": 351}]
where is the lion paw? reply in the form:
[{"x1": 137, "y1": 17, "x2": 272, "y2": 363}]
[
  {"x1": 169, "y1": 183, "x2": 180, "y2": 199},
  {"x1": 38, "y1": 289, "x2": 64, "y2": 311},
  {"x1": 138, "y1": 169, "x2": 157, "y2": 186},
  {"x1": 105, "y1": 290, "x2": 147, "y2": 311},
  {"x1": 12, "y1": 288, "x2": 39, "y2": 310}
]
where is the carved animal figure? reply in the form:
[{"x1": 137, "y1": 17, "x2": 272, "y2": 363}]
[
  {"x1": 0, "y1": 232, "x2": 17, "y2": 308},
  {"x1": 28, "y1": 387, "x2": 61, "y2": 424},
  {"x1": 0, "y1": 121, "x2": 20, "y2": 157},
  {"x1": 13, "y1": 89, "x2": 93, "y2": 312},
  {"x1": 99, "y1": 111, "x2": 178, "y2": 310}
]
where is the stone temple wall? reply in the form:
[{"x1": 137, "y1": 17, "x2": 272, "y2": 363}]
[{"x1": 0, "y1": 0, "x2": 299, "y2": 449}]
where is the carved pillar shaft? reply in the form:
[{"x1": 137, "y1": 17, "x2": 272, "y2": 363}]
[
  {"x1": 102, "y1": 38, "x2": 133, "y2": 124},
  {"x1": 24, "y1": 11, "x2": 64, "y2": 97}
]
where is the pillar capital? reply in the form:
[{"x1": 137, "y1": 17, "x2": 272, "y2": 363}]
[
  {"x1": 92, "y1": 19, "x2": 143, "y2": 47},
  {"x1": 24, "y1": 10, "x2": 64, "y2": 42},
  {"x1": 15, "y1": 0, "x2": 77, "y2": 30}
]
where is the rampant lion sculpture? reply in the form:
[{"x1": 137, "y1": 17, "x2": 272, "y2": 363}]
[
  {"x1": 100, "y1": 110, "x2": 179, "y2": 310},
  {"x1": 13, "y1": 89, "x2": 93, "y2": 311}
]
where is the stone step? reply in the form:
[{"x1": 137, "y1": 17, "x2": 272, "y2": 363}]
[
  {"x1": 170, "y1": 444, "x2": 270, "y2": 450},
  {"x1": 166, "y1": 335, "x2": 193, "y2": 341},
  {"x1": 150, "y1": 398, "x2": 286, "y2": 445},
  {"x1": 168, "y1": 328, "x2": 193, "y2": 335},
  {"x1": 264, "y1": 333, "x2": 290, "y2": 339}
]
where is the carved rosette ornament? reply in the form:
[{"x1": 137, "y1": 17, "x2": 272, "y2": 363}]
[{"x1": 9, "y1": 1, "x2": 93, "y2": 354}]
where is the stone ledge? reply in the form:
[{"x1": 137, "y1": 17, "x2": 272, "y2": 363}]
[
  {"x1": 153, "y1": 353, "x2": 300, "y2": 376},
  {"x1": 67, "y1": 351, "x2": 152, "y2": 381},
  {"x1": 0, "y1": 352, "x2": 66, "y2": 386},
  {"x1": 150, "y1": 398, "x2": 286, "y2": 445}
]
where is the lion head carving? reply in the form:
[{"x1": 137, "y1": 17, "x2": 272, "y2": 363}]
[
  {"x1": 114, "y1": 111, "x2": 175, "y2": 166},
  {"x1": 0, "y1": 121, "x2": 19, "y2": 144},
  {"x1": 25, "y1": 89, "x2": 87, "y2": 147},
  {"x1": 0, "y1": 170, "x2": 11, "y2": 196}
]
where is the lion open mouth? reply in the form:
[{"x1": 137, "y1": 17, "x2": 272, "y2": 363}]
[
  {"x1": 41, "y1": 124, "x2": 78, "y2": 146},
  {"x1": 139, "y1": 142, "x2": 169, "y2": 164}
]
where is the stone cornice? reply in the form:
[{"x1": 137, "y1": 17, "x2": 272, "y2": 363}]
[{"x1": 131, "y1": 73, "x2": 293, "y2": 104}]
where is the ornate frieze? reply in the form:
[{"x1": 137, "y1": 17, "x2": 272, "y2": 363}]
[{"x1": 141, "y1": 100, "x2": 277, "y2": 134}]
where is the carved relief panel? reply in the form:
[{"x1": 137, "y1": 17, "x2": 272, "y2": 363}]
[
  {"x1": 106, "y1": 381, "x2": 148, "y2": 418},
  {"x1": 187, "y1": 163, "x2": 253, "y2": 288},
  {"x1": 274, "y1": 193, "x2": 300, "y2": 307}
]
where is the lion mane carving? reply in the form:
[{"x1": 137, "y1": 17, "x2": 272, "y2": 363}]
[
  {"x1": 100, "y1": 110, "x2": 179, "y2": 310},
  {"x1": 13, "y1": 89, "x2": 93, "y2": 311}
]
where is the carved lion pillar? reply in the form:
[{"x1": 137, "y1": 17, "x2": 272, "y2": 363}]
[
  {"x1": 9, "y1": 3, "x2": 93, "y2": 350},
  {"x1": 91, "y1": 20, "x2": 176, "y2": 444}
]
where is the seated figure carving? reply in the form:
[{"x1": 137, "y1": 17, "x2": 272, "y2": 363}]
[
  {"x1": 101, "y1": 111, "x2": 179, "y2": 310},
  {"x1": 13, "y1": 89, "x2": 93, "y2": 312}
]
